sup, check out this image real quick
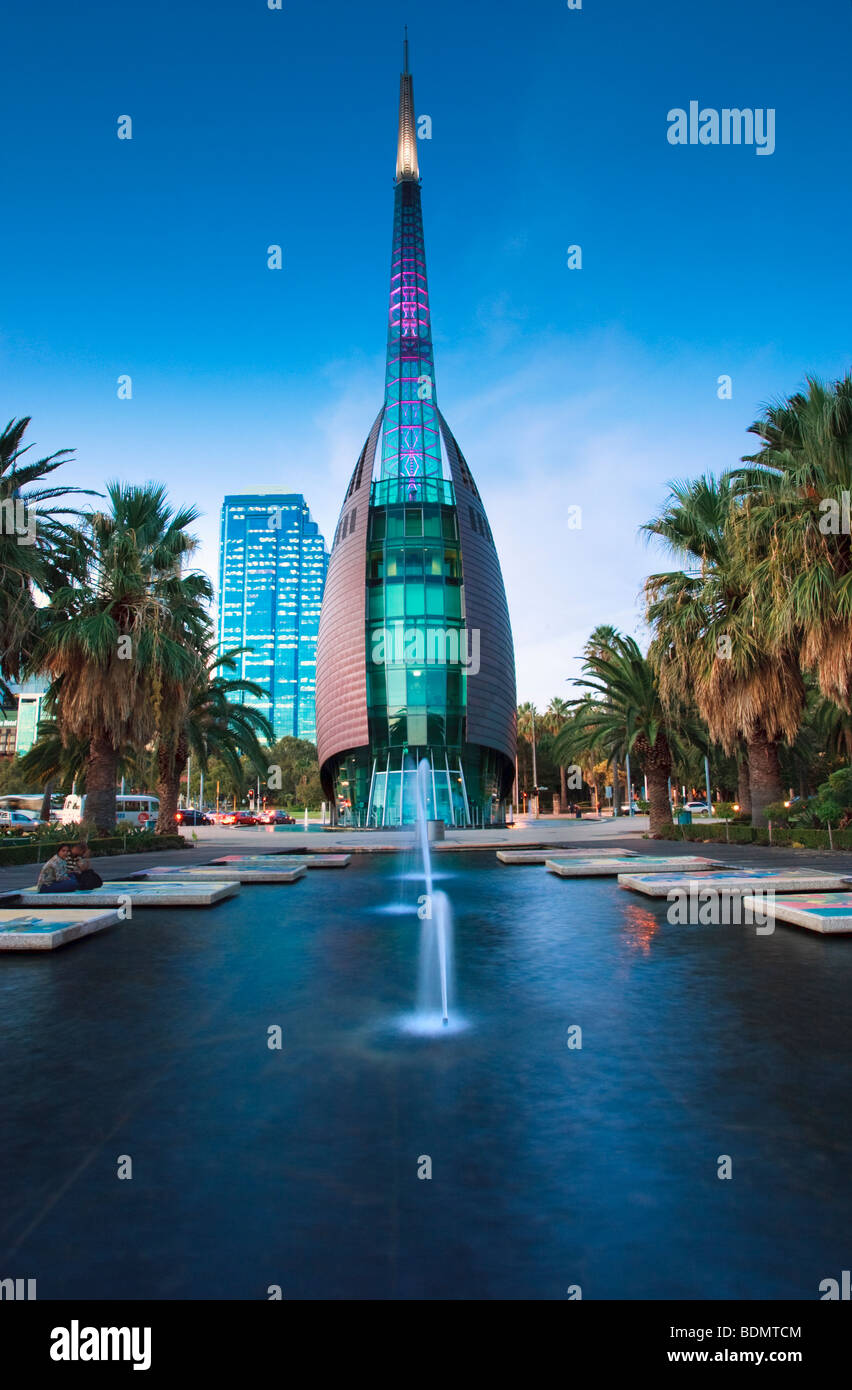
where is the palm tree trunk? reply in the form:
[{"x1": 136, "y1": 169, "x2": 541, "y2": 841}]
[
  {"x1": 643, "y1": 736, "x2": 674, "y2": 838},
  {"x1": 737, "y1": 747, "x2": 751, "y2": 817},
  {"x1": 156, "y1": 739, "x2": 186, "y2": 834},
  {"x1": 747, "y1": 724, "x2": 782, "y2": 828},
  {"x1": 39, "y1": 778, "x2": 55, "y2": 824},
  {"x1": 85, "y1": 732, "x2": 118, "y2": 832},
  {"x1": 559, "y1": 763, "x2": 567, "y2": 811}
]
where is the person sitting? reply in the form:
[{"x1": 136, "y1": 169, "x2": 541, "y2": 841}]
[
  {"x1": 37, "y1": 844, "x2": 81, "y2": 893},
  {"x1": 69, "y1": 841, "x2": 103, "y2": 890}
]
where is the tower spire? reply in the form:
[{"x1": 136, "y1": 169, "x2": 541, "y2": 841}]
[
  {"x1": 382, "y1": 36, "x2": 438, "y2": 494},
  {"x1": 395, "y1": 32, "x2": 419, "y2": 182}
]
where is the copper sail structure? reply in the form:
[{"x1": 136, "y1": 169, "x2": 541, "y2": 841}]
[{"x1": 315, "y1": 40, "x2": 516, "y2": 826}]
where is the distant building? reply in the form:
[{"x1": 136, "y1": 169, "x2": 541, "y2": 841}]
[
  {"x1": 0, "y1": 677, "x2": 48, "y2": 759},
  {"x1": 217, "y1": 494, "x2": 329, "y2": 743}
]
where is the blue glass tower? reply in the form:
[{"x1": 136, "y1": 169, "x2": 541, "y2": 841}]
[{"x1": 217, "y1": 494, "x2": 329, "y2": 742}]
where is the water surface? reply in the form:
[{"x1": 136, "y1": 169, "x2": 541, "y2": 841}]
[{"x1": 1, "y1": 851, "x2": 849, "y2": 1299}]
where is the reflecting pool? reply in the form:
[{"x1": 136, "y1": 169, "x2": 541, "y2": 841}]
[{"x1": 1, "y1": 851, "x2": 851, "y2": 1299}]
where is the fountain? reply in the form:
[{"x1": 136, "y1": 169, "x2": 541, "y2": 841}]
[{"x1": 413, "y1": 758, "x2": 454, "y2": 1029}]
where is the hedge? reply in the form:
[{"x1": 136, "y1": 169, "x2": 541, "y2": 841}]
[
  {"x1": 655, "y1": 822, "x2": 852, "y2": 851},
  {"x1": 0, "y1": 833, "x2": 187, "y2": 868}
]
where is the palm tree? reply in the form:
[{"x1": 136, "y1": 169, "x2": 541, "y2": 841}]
[
  {"x1": 557, "y1": 627, "x2": 704, "y2": 837},
  {"x1": 0, "y1": 417, "x2": 89, "y2": 693},
  {"x1": 516, "y1": 702, "x2": 539, "y2": 809},
  {"x1": 17, "y1": 718, "x2": 154, "y2": 818},
  {"x1": 156, "y1": 647, "x2": 273, "y2": 832},
  {"x1": 736, "y1": 373, "x2": 852, "y2": 709},
  {"x1": 643, "y1": 474, "x2": 804, "y2": 826},
  {"x1": 811, "y1": 691, "x2": 852, "y2": 764},
  {"x1": 542, "y1": 697, "x2": 572, "y2": 809},
  {"x1": 31, "y1": 483, "x2": 211, "y2": 832}
]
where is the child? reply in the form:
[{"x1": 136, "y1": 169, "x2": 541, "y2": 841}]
[{"x1": 69, "y1": 841, "x2": 103, "y2": 890}]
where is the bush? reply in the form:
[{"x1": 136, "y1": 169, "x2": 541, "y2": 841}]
[
  {"x1": 810, "y1": 768, "x2": 852, "y2": 828},
  {"x1": 657, "y1": 822, "x2": 852, "y2": 851},
  {"x1": 0, "y1": 832, "x2": 187, "y2": 867}
]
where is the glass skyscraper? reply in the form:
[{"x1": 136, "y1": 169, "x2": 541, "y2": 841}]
[
  {"x1": 315, "y1": 42, "x2": 517, "y2": 826},
  {"x1": 217, "y1": 494, "x2": 329, "y2": 743}
]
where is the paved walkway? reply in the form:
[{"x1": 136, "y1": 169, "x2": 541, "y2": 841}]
[{"x1": 3, "y1": 812, "x2": 852, "y2": 889}]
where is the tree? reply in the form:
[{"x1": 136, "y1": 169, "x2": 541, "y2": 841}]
[
  {"x1": 542, "y1": 696, "x2": 571, "y2": 809},
  {"x1": 156, "y1": 648, "x2": 272, "y2": 833},
  {"x1": 32, "y1": 483, "x2": 210, "y2": 832},
  {"x1": 737, "y1": 374, "x2": 852, "y2": 709},
  {"x1": 558, "y1": 626, "x2": 704, "y2": 837},
  {"x1": 516, "y1": 702, "x2": 539, "y2": 808},
  {"x1": 644, "y1": 474, "x2": 804, "y2": 826},
  {"x1": 17, "y1": 718, "x2": 154, "y2": 816},
  {"x1": 0, "y1": 417, "x2": 88, "y2": 694},
  {"x1": 263, "y1": 736, "x2": 324, "y2": 809}
]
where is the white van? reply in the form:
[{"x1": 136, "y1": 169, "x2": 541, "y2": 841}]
[{"x1": 60, "y1": 794, "x2": 160, "y2": 829}]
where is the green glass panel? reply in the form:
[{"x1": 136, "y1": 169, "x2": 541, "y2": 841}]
[
  {"x1": 385, "y1": 583, "x2": 404, "y2": 617},
  {"x1": 405, "y1": 508, "x2": 423, "y2": 537},
  {"x1": 405, "y1": 583, "x2": 425, "y2": 616},
  {"x1": 386, "y1": 670, "x2": 407, "y2": 705},
  {"x1": 426, "y1": 668, "x2": 446, "y2": 704},
  {"x1": 368, "y1": 668, "x2": 386, "y2": 705},
  {"x1": 425, "y1": 583, "x2": 443, "y2": 616},
  {"x1": 407, "y1": 669, "x2": 426, "y2": 703},
  {"x1": 407, "y1": 710, "x2": 428, "y2": 745}
]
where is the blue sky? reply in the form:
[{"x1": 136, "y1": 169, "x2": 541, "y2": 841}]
[{"x1": 2, "y1": 0, "x2": 850, "y2": 705}]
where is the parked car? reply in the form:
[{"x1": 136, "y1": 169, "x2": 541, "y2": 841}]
[
  {"x1": 220, "y1": 810, "x2": 258, "y2": 826},
  {"x1": 175, "y1": 809, "x2": 212, "y2": 826},
  {"x1": 619, "y1": 801, "x2": 641, "y2": 813},
  {"x1": 684, "y1": 800, "x2": 712, "y2": 815},
  {"x1": 0, "y1": 809, "x2": 47, "y2": 832},
  {"x1": 256, "y1": 809, "x2": 296, "y2": 825}
]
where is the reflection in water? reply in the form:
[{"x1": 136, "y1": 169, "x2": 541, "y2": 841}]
[{"x1": 621, "y1": 903, "x2": 662, "y2": 955}]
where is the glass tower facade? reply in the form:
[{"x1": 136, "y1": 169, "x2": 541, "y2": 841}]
[
  {"x1": 217, "y1": 494, "x2": 329, "y2": 743},
  {"x1": 315, "y1": 45, "x2": 517, "y2": 826}
]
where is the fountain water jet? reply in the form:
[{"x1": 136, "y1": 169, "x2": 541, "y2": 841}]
[{"x1": 414, "y1": 758, "x2": 454, "y2": 1029}]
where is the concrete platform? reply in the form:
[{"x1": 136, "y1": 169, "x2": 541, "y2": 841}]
[
  {"x1": 17, "y1": 880, "x2": 240, "y2": 907},
  {"x1": 0, "y1": 906, "x2": 121, "y2": 950},
  {"x1": 742, "y1": 891, "x2": 852, "y2": 935},
  {"x1": 208, "y1": 853, "x2": 350, "y2": 869},
  {"x1": 497, "y1": 848, "x2": 638, "y2": 864},
  {"x1": 145, "y1": 864, "x2": 306, "y2": 883},
  {"x1": 546, "y1": 855, "x2": 725, "y2": 878},
  {"x1": 618, "y1": 868, "x2": 848, "y2": 897}
]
